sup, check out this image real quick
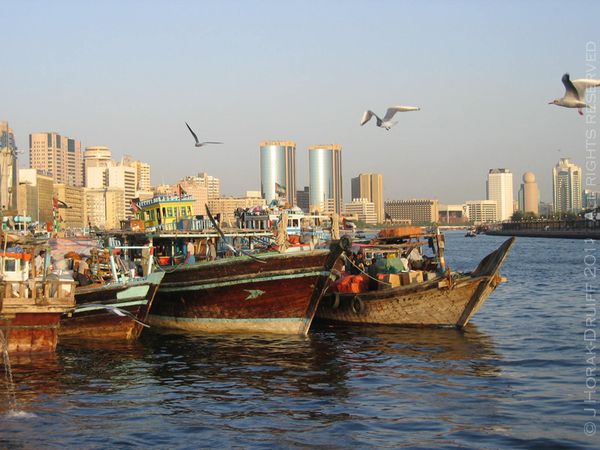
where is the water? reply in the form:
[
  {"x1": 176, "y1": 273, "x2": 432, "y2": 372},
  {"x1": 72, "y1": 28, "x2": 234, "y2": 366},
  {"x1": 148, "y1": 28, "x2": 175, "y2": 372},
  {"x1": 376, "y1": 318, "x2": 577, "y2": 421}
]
[{"x1": 0, "y1": 232, "x2": 597, "y2": 449}]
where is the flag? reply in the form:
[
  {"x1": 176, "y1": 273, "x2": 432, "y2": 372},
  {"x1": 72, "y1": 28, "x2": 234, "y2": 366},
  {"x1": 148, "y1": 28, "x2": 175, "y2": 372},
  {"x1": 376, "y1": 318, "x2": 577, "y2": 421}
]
[
  {"x1": 275, "y1": 182, "x2": 286, "y2": 196},
  {"x1": 131, "y1": 198, "x2": 141, "y2": 213},
  {"x1": 385, "y1": 211, "x2": 392, "y2": 221},
  {"x1": 178, "y1": 184, "x2": 187, "y2": 199},
  {"x1": 53, "y1": 196, "x2": 70, "y2": 209}
]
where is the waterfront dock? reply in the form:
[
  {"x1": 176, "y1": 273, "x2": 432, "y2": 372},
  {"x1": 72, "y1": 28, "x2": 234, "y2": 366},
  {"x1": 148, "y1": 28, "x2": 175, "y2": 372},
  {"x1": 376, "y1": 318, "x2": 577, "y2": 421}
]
[{"x1": 486, "y1": 219, "x2": 600, "y2": 240}]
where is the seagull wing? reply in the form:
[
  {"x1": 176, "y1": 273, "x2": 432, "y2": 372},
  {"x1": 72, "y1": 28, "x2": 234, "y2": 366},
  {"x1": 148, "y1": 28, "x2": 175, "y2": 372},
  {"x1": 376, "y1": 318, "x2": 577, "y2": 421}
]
[
  {"x1": 74, "y1": 303, "x2": 150, "y2": 327},
  {"x1": 199, "y1": 141, "x2": 224, "y2": 145},
  {"x1": 383, "y1": 106, "x2": 420, "y2": 122},
  {"x1": 185, "y1": 122, "x2": 200, "y2": 145},
  {"x1": 572, "y1": 78, "x2": 600, "y2": 101},
  {"x1": 360, "y1": 110, "x2": 377, "y2": 126},
  {"x1": 561, "y1": 73, "x2": 580, "y2": 100}
]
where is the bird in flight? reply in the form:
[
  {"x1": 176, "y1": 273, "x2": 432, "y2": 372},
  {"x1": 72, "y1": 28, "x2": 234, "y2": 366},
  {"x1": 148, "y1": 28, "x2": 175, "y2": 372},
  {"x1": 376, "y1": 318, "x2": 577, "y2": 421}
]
[
  {"x1": 360, "y1": 105, "x2": 420, "y2": 130},
  {"x1": 185, "y1": 122, "x2": 223, "y2": 147},
  {"x1": 549, "y1": 73, "x2": 600, "y2": 115},
  {"x1": 74, "y1": 304, "x2": 150, "y2": 328}
]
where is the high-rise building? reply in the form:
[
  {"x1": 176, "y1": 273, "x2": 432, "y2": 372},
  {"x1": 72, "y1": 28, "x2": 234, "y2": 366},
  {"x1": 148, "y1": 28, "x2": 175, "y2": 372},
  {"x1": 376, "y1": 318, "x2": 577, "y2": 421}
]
[
  {"x1": 84, "y1": 187, "x2": 125, "y2": 229},
  {"x1": 296, "y1": 186, "x2": 310, "y2": 212},
  {"x1": 517, "y1": 171, "x2": 539, "y2": 214},
  {"x1": 54, "y1": 183, "x2": 86, "y2": 228},
  {"x1": 465, "y1": 200, "x2": 498, "y2": 223},
  {"x1": 486, "y1": 168, "x2": 513, "y2": 221},
  {"x1": 384, "y1": 199, "x2": 439, "y2": 224},
  {"x1": 196, "y1": 172, "x2": 220, "y2": 199},
  {"x1": 122, "y1": 155, "x2": 152, "y2": 191},
  {"x1": 351, "y1": 173, "x2": 384, "y2": 223},
  {"x1": 583, "y1": 190, "x2": 600, "y2": 209},
  {"x1": 178, "y1": 175, "x2": 209, "y2": 216},
  {"x1": 308, "y1": 144, "x2": 342, "y2": 214},
  {"x1": 553, "y1": 158, "x2": 582, "y2": 213},
  {"x1": 0, "y1": 121, "x2": 18, "y2": 210},
  {"x1": 17, "y1": 169, "x2": 54, "y2": 225},
  {"x1": 260, "y1": 141, "x2": 296, "y2": 206},
  {"x1": 29, "y1": 132, "x2": 83, "y2": 186},
  {"x1": 107, "y1": 165, "x2": 137, "y2": 218},
  {"x1": 345, "y1": 198, "x2": 377, "y2": 224}
]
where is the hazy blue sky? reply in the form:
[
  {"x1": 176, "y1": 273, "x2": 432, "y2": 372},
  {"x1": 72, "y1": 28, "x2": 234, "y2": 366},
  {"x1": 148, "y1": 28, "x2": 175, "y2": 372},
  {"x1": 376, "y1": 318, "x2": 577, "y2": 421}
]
[{"x1": 3, "y1": 0, "x2": 599, "y2": 203}]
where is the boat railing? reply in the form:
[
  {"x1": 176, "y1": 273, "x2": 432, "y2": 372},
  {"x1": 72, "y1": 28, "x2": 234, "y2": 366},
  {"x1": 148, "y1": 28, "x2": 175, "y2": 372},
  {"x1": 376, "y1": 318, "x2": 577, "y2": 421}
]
[{"x1": 0, "y1": 279, "x2": 76, "y2": 306}]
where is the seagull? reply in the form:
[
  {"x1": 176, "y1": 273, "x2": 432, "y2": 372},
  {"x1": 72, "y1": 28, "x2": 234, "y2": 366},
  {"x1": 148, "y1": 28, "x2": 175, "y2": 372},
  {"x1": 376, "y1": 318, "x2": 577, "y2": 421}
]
[
  {"x1": 74, "y1": 304, "x2": 150, "y2": 328},
  {"x1": 549, "y1": 73, "x2": 600, "y2": 115},
  {"x1": 185, "y1": 122, "x2": 224, "y2": 147},
  {"x1": 360, "y1": 106, "x2": 420, "y2": 130}
]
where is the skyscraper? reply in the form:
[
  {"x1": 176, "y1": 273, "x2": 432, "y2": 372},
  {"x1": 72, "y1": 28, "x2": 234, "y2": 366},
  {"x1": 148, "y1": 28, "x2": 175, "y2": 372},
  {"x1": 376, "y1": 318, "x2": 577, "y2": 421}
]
[
  {"x1": 553, "y1": 158, "x2": 582, "y2": 213},
  {"x1": 30, "y1": 132, "x2": 83, "y2": 186},
  {"x1": 260, "y1": 141, "x2": 296, "y2": 206},
  {"x1": 308, "y1": 144, "x2": 342, "y2": 214},
  {"x1": 486, "y1": 168, "x2": 514, "y2": 221},
  {"x1": 0, "y1": 121, "x2": 18, "y2": 210},
  {"x1": 351, "y1": 173, "x2": 384, "y2": 223},
  {"x1": 517, "y1": 171, "x2": 539, "y2": 214}
]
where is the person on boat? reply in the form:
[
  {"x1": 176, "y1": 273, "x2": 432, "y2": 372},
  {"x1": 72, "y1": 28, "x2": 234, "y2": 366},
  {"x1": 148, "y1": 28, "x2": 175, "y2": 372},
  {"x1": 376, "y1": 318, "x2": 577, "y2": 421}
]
[
  {"x1": 34, "y1": 250, "x2": 46, "y2": 276},
  {"x1": 76, "y1": 258, "x2": 93, "y2": 286},
  {"x1": 140, "y1": 240, "x2": 152, "y2": 276},
  {"x1": 368, "y1": 256, "x2": 379, "y2": 291},
  {"x1": 185, "y1": 240, "x2": 196, "y2": 264},
  {"x1": 206, "y1": 238, "x2": 216, "y2": 261}
]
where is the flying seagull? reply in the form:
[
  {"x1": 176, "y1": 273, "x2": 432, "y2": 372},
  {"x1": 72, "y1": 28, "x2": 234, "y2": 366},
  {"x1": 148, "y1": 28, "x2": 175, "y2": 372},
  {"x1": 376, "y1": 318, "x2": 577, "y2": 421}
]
[
  {"x1": 74, "y1": 304, "x2": 150, "y2": 328},
  {"x1": 185, "y1": 122, "x2": 224, "y2": 147},
  {"x1": 360, "y1": 105, "x2": 420, "y2": 130},
  {"x1": 549, "y1": 73, "x2": 600, "y2": 115},
  {"x1": 205, "y1": 204, "x2": 266, "y2": 263}
]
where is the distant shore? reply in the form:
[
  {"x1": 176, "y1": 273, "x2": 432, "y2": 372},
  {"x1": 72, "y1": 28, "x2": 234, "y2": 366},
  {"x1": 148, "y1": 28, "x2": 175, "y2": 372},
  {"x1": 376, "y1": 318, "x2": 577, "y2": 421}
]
[{"x1": 486, "y1": 229, "x2": 600, "y2": 240}]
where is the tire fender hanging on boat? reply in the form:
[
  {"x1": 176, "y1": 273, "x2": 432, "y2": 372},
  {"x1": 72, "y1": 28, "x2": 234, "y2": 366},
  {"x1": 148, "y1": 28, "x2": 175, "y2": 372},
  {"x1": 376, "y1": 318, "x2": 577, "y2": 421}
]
[{"x1": 351, "y1": 296, "x2": 364, "y2": 314}]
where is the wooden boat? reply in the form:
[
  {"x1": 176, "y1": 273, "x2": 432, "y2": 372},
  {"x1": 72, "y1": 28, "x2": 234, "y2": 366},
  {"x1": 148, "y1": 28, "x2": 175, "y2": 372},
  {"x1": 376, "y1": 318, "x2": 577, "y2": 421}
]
[
  {"x1": 55, "y1": 241, "x2": 164, "y2": 340},
  {"x1": 148, "y1": 236, "x2": 349, "y2": 335},
  {"x1": 60, "y1": 272, "x2": 164, "y2": 340},
  {"x1": 0, "y1": 235, "x2": 75, "y2": 353},
  {"x1": 315, "y1": 229, "x2": 515, "y2": 329}
]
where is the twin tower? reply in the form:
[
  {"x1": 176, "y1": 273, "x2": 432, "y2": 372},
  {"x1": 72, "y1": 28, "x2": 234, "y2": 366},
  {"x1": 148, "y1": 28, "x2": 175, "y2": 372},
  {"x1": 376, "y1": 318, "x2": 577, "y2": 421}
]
[{"x1": 259, "y1": 141, "x2": 342, "y2": 213}]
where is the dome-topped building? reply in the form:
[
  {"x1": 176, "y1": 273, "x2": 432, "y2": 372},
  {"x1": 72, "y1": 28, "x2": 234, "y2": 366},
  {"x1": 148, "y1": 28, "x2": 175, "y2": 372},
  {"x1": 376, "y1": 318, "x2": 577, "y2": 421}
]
[{"x1": 518, "y1": 171, "x2": 539, "y2": 215}]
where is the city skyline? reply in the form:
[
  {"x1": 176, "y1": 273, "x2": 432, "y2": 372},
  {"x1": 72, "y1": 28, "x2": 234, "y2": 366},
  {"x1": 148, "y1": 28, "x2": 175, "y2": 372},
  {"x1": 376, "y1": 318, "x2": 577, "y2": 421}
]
[{"x1": 2, "y1": 2, "x2": 598, "y2": 205}]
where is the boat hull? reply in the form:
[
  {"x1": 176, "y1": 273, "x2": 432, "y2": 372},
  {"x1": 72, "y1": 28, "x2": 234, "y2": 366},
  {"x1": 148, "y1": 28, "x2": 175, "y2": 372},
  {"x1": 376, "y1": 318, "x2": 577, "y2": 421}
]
[
  {"x1": 60, "y1": 272, "x2": 164, "y2": 340},
  {"x1": 316, "y1": 237, "x2": 515, "y2": 329},
  {"x1": 0, "y1": 280, "x2": 76, "y2": 354},
  {"x1": 0, "y1": 313, "x2": 62, "y2": 353},
  {"x1": 149, "y1": 242, "x2": 346, "y2": 335}
]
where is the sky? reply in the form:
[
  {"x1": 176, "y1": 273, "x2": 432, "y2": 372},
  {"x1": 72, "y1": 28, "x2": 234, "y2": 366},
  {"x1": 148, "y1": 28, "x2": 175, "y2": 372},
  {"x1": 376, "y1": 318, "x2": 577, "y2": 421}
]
[{"x1": 2, "y1": 0, "x2": 600, "y2": 204}]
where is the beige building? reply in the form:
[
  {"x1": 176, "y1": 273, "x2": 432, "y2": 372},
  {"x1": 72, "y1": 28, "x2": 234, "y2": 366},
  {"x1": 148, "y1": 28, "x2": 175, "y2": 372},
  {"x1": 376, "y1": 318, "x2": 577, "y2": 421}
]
[
  {"x1": 208, "y1": 194, "x2": 265, "y2": 225},
  {"x1": 85, "y1": 187, "x2": 125, "y2": 229},
  {"x1": 384, "y1": 199, "x2": 439, "y2": 224},
  {"x1": 30, "y1": 131, "x2": 83, "y2": 186},
  {"x1": 553, "y1": 158, "x2": 582, "y2": 213},
  {"x1": 351, "y1": 173, "x2": 384, "y2": 223},
  {"x1": 344, "y1": 198, "x2": 377, "y2": 225},
  {"x1": 18, "y1": 169, "x2": 54, "y2": 225},
  {"x1": 439, "y1": 204, "x2": 468, "y2": 224},
  {"x1": 466, "y1": 200, "x2": 498, "y2": 223},
  {"x1": 54, "y1": 183, "x2": 86, "y2": 228},
  {"x1": 177, "y1": 176, "x2": 210, "y2": 216},
  {"x1": 518, "y1": 171, "x2": 539, "y2": 215}
]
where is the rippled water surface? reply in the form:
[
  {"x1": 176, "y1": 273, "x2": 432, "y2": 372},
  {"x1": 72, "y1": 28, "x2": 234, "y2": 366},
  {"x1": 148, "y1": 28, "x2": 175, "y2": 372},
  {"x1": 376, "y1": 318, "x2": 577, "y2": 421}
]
[{"x1": 1, "y1": 233, "x2": 597, "y2": 449}]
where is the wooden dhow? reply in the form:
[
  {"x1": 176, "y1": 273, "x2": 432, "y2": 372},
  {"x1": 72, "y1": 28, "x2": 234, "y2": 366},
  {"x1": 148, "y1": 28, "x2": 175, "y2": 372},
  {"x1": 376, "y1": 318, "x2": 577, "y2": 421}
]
[
  {"x1": 54, "y1": 241, "x2": 164, "y2": 341},
  {"x1": 148, "y1": 237, "x2": 350, "y2": 335},
  {"x1": 0, "y1": 235, "x2": 75, "y2": 353},
  {"x1": 316, "y1": 230, "x2": 515, "y2": 329}
]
